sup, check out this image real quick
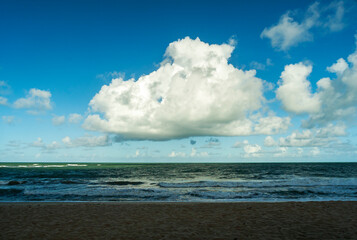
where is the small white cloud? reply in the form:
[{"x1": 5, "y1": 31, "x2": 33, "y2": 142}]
[
  {"x1": 297, "y1": 148, "x2": 304, "y2": 155},
  {"x1": 199, "y1": 151, "x2": 209, "y2": 157},
  {"x1": 243, "y1": 144, "x2": 262, "y2": 157},
  {"x1": 190, "y1": 148, "x2": 197, "y2": 157},
  {"x1": 260, "y1": 7, "x2": 316, "y2": 51},
  {"x1": 0, "y1": 81, "x2": 11, "y2": 95},
  {"x1": 0, "y1": 81, "x2": 7, "y2": 87},
  {"x1": 2, "y1": 115, "x2": 15, "y2": 124},
  {"x1": 68, "y1": 113, "x2": 83, "y2": 124},
  {"x1": 278, "y1": 124, "x2": 345, "y2": 148},
  {"x1": 327, "y1": 58, "x2": 348, "y2": 74},
  {"x1": 228, "y1": 36, "x2": 237, "y2": 46},
  {"x1": 52, "y1": 115, "x2": 66, "y2": 126},
  {"x1": 30, "y1": 138, "x2": 60, "y2": 151},
  {"x1": 274, "y1": 147, "x2": 289, "y2": 157},
  {"x1": 279, "y1": 130, "x2": 316, "y2": 147},
  {"x1": 249, "y1": 58, "x2": 273, "y2": 71},
  {"x1": 254, "y1": 116, "x2": 291, "y2": 135},
  {"x1": 30, "y1": 135, "x2": 110, "y2": 152},
  {"x1": 244, "y1": 144, "x2": 261, "y2": 154},
  {"x1": 250, "y1": 61, "x2": 266, "y2": 70},
  {"x1": 134, "y1": 150, "x2": 140, "y2": 158},
  {"x1": 6, "y1": 140, "x2": 23, "y2": 148},
  {"x1": 190, "y1": 147, "x2": 208, "y2": 157},
  {"x1": 323, "y1": 1, "x2": 345, "y2": 32},
  {"x1": 96, "y1": 71, "x2": 125, "y2": 82},
  {"x1": 315, "y1": 123, "x2": 346, "y2": 137},
  {"x1": 261, "y1": 1, "x2": 345, "y2": 51},
  {"x1": 266, "y1": 58, "x2": 273, "y2": 66},
  {"x1": 232, "y1": 139, "x2": 249, "y2": 148},
  {"x1": 310, "y1": 147, "x2": 320, "y2": 156},
  {"x1": 61, "y1": 135, "x2": 111, "y2": 148},
  {"x1": 169, "y1": 151, "x2": 186, "y2": 158},
  {"x1": 264, "y1": 136, "x2": 277, "y2": 147},
  {"x1": 62, "y1": 136, "x2": 71, "y2": 145},
  {"x1": 46, "y1": 141, "x2": 61, "y2": 150},
  {"x1": 13, "y1": 88, "x2": 52, "y2": 114},
  {"x1": 31, "y1": 137, "x2": 44, "y2": 147},
  {"x1": 262, "y1": 124, "x2": 347, "y2": 154}
]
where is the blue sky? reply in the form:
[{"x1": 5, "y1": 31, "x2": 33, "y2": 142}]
[{"x1": 1, "y1": 0, "x2": 357, "y2": 162}]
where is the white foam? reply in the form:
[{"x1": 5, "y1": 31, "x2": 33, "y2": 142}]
[{"x1": 0, "y1": 164, "x2": 88, "y2": 168}]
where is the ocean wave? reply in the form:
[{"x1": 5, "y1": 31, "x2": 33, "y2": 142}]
[
  {"x1": 60, "y1": 180, "x2": 84, "y2": 184},
  {"x1": 1, "y1": 163, "x2": 357, "y2": 202},
  {"x1": 158, "y1": 181, "x2": 244, "y2": 188},
  {"x1": 0, "y1": 164, "x2": 87, "y2": 168},
  {"x1": 0, "y1": 188, "x2": 24, "y2": 196},
  {"x1": 186, "y1": 190, "x2": 247, "y2": 199},
  {"x1": 19, "y1": 187, "x2": 175, "y2": 201},
  {"x1": 23, "y1": 187, "x2": 171, "y2": 197},
  {"x1": 104, "y1": 181, "x2": 145, "y2": 186},
  {"x1": 158, "y1": 177, "x2": 357, "y2": 189}
]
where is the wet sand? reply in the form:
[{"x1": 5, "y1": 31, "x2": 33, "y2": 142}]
[{"x1": 0, "y1": 201, "x2": 356, "y2": 240}]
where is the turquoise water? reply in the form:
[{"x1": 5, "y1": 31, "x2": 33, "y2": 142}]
[{"x1": 0, "y1": 163, "x2": 356, "y2": 202}]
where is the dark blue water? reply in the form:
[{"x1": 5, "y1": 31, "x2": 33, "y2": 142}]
[{"x1": 0, "y1": 163, "x2": 356, "y2": 202}]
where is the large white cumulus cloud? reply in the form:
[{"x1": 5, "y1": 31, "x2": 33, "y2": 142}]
[
  {"x1": 306, "y1": 43, "x2": 357, "y2": 127},
  {"x1": 83, "y1": 37, "x2": 289, "y2": 140},
  {"x1": 276, "y1": 38, "x2": 357, "y2": 127}
]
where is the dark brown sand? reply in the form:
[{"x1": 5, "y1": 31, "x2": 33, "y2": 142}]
[{"x1": 0, "y1": 202, "x2": 356, "y2": 240}]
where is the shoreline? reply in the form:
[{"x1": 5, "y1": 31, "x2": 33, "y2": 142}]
[
  {"x1": 1, "y1": 201, "x2": 356, "y2": 239},
  {"x1": 0, "y1": 199, "x2": 357, "y2": 203}
]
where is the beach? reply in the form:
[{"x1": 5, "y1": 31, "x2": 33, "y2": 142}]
[{"x1": 1, "y1": 201, "x2": 356, "y2": 240}]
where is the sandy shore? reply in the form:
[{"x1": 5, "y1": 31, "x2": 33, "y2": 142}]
[{"x1": 0, "y1": 201, "x2": 356, "y2": 240}]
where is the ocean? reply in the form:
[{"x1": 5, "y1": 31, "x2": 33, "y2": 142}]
[{"x1": 0, "y1": 163, "x2": 356, "y2": 202}]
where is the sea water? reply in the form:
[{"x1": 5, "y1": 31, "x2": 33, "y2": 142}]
[{"x1": 0, "y1": 163, "x2": 356, "y2": 202}]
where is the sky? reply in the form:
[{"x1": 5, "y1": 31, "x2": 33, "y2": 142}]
[{"x1": 1, "y1": 0, "x2": 357, "y2": 162}]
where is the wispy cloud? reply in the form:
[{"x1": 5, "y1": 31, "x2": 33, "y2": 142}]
[
  {"x1": 62, "y1": 135, "x2": 111, "y2": 148},
  {"x1": 52, "y1": 115, "x2": 66, "y2": 126},
  {"x1": 68, "y1": 113, "x2": 83, "y2": 124},
  {"x1": 169, "y1": 151, "x2": 186, "y2": 158},
  {"x1": 250, "y1": 58, "x2": 273, "y2": 70},
  {"x1": 2, "y1": 116, "x2": 15, "y2": 125},
  {"x1": 264, "y1": 124, "x2": 346, "y2": 148},
  {"x1": 0, "y1": 80, "x2": 11, "y2": 95},
  {"x1": 0, "y1": 96, "x2": 8, "y2": 105},
  {"x1": 30, "y1": 135, "x2": 111, "y2": 152},
  {"x1": 13, "y1": 88, "x2": 52, "y2": 114},
  {"x1": 261, "y1": 1, "x2": 346, "y2": 51}
]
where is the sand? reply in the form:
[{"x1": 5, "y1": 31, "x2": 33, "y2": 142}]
[{"x1": 0, "y1": 201, "x2": 356, "y2": 240}]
